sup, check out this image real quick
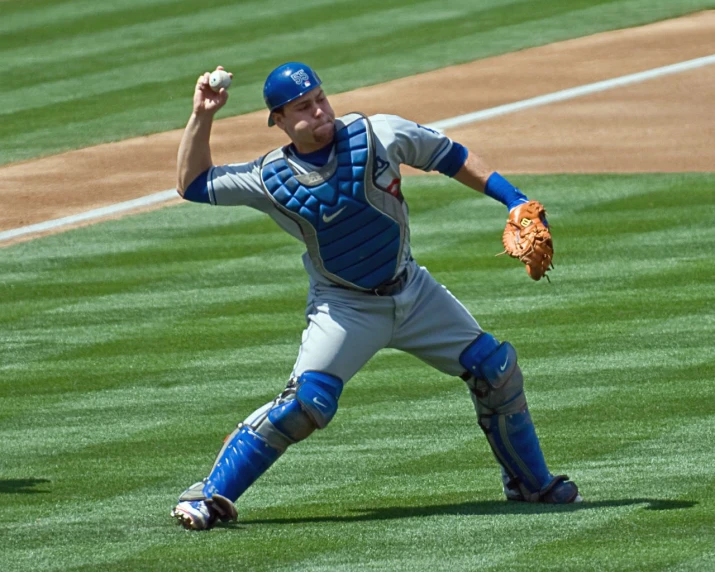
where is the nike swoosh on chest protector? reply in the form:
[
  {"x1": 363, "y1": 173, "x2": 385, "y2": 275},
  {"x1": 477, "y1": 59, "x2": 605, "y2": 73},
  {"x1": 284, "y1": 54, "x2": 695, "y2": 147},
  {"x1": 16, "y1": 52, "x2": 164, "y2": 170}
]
[{"x1": 322, "y1": 206, "x2": 346, "y2": 224}]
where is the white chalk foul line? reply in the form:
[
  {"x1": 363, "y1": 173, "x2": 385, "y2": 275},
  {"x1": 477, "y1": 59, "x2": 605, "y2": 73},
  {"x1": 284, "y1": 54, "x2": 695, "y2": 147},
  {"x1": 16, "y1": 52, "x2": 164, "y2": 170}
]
[
  {"x1": 0, "y1": 190, "x2": 178, "y2": 242},
  {"x1": 1, "y1": 53, "x2": 714, "y2": 244},
  {"x1": 428, "y1": 53, "x2": 715, "y2": 130}
]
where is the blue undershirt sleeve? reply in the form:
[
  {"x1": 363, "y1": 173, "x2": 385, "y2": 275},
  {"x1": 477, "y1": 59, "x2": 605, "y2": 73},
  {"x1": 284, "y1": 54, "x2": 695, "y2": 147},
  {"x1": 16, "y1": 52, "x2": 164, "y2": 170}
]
[
  {"x1": 182, "y1": 169, "x2": 211, "y2": 204},
  {"x1": 434, "y1": 142, "x2": 468, "y2": 178},
  {"x1": 484, "y1": 172, "x2": 529, "y2": 211}
]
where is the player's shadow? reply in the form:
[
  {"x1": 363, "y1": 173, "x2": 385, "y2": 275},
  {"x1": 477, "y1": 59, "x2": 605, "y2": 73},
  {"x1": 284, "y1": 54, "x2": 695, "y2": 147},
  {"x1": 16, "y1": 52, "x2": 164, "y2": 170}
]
[
  {"x1": 0, "y1": 478, "x2": 51, "y2": 494},
  {"x1": 235, "y1": 498, "x2": 696, "y2": 527}
]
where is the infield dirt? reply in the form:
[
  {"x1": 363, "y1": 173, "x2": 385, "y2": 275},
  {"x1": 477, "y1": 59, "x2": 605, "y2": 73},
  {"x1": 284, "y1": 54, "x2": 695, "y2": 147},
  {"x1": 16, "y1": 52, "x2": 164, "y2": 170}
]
[{"x1": 1, "y1": 11, "x2": 713, "y2": 244}]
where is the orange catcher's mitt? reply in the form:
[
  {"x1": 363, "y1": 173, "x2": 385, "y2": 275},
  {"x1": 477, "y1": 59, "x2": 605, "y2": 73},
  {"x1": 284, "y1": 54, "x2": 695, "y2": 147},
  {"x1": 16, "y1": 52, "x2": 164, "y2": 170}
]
[{"x1": 501, "y1": 200, "x2": 553, "y2": 281}]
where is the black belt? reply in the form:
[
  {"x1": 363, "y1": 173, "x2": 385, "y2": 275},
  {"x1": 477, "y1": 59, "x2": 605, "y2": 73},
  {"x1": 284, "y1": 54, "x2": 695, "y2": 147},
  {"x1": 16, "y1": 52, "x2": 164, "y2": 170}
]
[
  {"x1": 371, "y1": 267, "x2": 409, "y2": 296},
  {"x1": 331, "y1": 267, "x2": 409, "y2": 296}
]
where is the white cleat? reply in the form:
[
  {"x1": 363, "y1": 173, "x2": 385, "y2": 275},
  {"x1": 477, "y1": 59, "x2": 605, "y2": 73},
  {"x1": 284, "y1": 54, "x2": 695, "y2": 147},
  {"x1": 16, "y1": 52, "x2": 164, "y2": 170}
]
[{"x1": 171, "y1": 500, "x2": 215, "y2": 530}]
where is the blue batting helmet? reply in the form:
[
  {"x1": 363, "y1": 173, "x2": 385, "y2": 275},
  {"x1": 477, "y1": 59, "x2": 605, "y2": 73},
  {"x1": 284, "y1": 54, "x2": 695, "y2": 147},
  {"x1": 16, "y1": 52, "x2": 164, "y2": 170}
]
[{"x1": 263, "y1": 62, "x2": 322, "y2": 126}]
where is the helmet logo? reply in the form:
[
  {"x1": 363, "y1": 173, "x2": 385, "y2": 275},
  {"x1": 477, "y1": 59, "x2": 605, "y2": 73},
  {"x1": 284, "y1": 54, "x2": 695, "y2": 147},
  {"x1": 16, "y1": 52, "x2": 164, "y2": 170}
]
[{"x1": 290, "y1": 69, "x2": 311, "y2": 88}]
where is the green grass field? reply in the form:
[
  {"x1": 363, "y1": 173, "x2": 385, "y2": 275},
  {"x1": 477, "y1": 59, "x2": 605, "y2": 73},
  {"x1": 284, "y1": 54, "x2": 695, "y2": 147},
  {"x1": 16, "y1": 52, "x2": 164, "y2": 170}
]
[
  {"x1": 2, "y1": 0, "x2": 715, "y2": 570},
  {"x1": 1, "y1": 173, "x2": 714, "y2": 570},
  {"x1": 1, "y1": 0, "x2": 714, "y2": 164}
]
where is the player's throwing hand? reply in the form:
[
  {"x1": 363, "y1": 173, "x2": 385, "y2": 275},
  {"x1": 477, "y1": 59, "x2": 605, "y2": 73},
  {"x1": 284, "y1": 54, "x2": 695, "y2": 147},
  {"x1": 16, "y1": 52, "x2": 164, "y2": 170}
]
[{"x1": 193, "y1": 66, "x2": 232, "y2": 115}]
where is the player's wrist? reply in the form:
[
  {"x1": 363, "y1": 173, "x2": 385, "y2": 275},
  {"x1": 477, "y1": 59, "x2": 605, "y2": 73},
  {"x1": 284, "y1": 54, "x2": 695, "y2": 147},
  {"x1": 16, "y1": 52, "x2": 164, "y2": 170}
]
[
  {"x1": 484, "y1": 172, "x2": 528, "y2": 211},
  {"x1": 193, "y1": 104, "x2": 220, "y2": 118}
]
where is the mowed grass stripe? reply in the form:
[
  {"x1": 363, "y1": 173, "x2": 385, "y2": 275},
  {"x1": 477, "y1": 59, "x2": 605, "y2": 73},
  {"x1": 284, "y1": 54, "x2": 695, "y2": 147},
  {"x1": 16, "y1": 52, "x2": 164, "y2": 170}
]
[
  {"x1": 1, "y1": 173, "x2": 714, "y2": 570},
  {"x1": 0, "y1": 0, "x2": 181, "y2": 34},
  {"x1": 0, "y1": 0, "x2": 495, "y2": 105},
  {"x1": 0, "y1": 0, "x2": 376, "y2": 93},
  {"x1": 1, "y1": 348, "x2": 705, "y2": 556},
  {"x1": 3, "y1": 0, "x2": 714, "y2": 163},
  {"x1": 2, "y1": 403, "x2": 711, "y2": 570}
]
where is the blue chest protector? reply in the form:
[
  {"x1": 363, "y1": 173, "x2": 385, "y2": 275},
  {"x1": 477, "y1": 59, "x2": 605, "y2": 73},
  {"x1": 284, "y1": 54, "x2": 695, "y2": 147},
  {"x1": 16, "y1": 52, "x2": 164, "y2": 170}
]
[{"x1": 260, "y1": 113, "x2": 407, "y2": 290}]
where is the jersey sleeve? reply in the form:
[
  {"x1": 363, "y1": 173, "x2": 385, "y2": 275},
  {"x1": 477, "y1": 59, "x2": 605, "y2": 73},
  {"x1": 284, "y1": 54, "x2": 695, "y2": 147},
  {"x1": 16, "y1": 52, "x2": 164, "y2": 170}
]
[
  {"x1": 205, "y1": 158, "x2": 270, "y2": 209},
  {"x1": 382, "y1": 114, "x2": 467, "y2": 176}
]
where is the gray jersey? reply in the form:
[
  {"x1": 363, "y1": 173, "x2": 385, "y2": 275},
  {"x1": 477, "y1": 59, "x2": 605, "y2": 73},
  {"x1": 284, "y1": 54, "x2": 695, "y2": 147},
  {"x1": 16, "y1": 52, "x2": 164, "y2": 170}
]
[
  {"x1": 199, "y1": 112, "x2": 480, "y2": 382},
  {"x1": 205, "y1": 114, "x2": 458, "y2": 287}
]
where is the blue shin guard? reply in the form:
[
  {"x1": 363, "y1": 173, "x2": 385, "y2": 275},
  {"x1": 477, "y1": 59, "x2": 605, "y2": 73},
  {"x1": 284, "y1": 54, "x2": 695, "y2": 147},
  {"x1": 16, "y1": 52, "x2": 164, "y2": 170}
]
[
  {"x1": 198, "y1": 371, "x2": 343, "y2": 503},
  {"x1": 460, "y1": 333, "x2": 566, "y2": 499},
  {"x1": 202, "y1": 426, "x2": 281, "y2": 502},
  {"x1": 482, "y1": 406, "x2": 552, "y2": 494}
]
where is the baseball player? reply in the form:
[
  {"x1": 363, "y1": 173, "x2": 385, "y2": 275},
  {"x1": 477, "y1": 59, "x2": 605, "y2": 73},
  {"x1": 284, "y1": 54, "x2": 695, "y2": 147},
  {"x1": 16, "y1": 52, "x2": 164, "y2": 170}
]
[{"x1": 171, "y1": 62, "x2": 581, "y2": 530}]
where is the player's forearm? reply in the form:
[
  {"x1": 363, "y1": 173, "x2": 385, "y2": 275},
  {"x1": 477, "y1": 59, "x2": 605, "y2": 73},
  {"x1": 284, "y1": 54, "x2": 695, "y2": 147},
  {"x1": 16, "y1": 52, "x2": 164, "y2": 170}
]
[
  {"x1": 177, "y1": 113, "x2": 214, "y2": 195},
  {"x1": 453, "y1": 150, "x2": 494, "y2": 192},
  {"x1": 454, "y1": 150, "x2": 528, "y2": 210}
]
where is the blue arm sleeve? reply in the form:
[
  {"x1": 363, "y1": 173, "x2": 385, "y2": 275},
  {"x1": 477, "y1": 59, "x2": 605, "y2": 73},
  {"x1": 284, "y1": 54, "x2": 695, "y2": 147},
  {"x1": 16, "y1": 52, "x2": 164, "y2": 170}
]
[
  {"x1": 182, "y1": 169, "x2": 211, "y2": 204},
  {"x1": 484, "y1": 172, "x2": 529, "y2": 211},
  {"x1": 434, "y1": 142, "x2": 469, "y2": 178}
]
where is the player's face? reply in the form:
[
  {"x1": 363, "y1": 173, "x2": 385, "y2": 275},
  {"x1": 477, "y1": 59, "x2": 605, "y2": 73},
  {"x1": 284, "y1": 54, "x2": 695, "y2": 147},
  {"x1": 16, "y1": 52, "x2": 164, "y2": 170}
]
[{"x1": 273, "y1": 88, "x2": 336, "y2": 152}]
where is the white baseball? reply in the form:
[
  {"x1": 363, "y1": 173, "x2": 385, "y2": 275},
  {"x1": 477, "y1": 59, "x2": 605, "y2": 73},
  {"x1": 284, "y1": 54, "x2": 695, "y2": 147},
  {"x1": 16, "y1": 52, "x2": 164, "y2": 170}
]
[{"x1": 209, "y1": 70, "x2": 232, "y2": 92}]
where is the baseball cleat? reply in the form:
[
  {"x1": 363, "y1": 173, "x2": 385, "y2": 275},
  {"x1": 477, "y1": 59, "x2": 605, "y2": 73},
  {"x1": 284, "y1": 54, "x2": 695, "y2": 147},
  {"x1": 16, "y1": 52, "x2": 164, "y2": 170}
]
[
  {"x1": 171, "y1": 500, "x2": 216, "y2": 530},
  {"x1": 505, "y1": 475, "x2": 582, "y2": 503},
  {"x1": 206, "y1": 494, "x2": 239, "y2": 522}
]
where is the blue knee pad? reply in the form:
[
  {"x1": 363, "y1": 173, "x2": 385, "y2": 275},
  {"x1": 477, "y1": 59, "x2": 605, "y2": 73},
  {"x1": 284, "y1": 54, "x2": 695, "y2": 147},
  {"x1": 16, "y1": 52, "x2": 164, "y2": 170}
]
[
  {"x1": 460, "y1": 333, "x2": 517, "y2": 389},
  {"x1": 266, "y1": 371, "x2": 343, "y2": 439},
  {"x1": 460, "y1": 332, "x2": 552, "y2": 494},
  {"x1": 295, "y1": 371, "x2": 343, "y2": 428}
]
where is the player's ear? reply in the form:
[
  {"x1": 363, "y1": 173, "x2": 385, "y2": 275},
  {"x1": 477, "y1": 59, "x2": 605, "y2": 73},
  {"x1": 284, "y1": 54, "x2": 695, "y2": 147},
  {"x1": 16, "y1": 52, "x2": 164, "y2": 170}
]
[{"x1": 272, "y1": 109, "x2": 286, "y2": 131}]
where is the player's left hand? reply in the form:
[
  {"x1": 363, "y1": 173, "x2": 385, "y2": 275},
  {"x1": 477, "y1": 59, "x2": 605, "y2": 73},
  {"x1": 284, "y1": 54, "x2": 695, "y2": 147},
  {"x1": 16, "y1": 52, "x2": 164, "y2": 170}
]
[{"x1": 501, "y1": 200, "x2": 553, "y2": 281}]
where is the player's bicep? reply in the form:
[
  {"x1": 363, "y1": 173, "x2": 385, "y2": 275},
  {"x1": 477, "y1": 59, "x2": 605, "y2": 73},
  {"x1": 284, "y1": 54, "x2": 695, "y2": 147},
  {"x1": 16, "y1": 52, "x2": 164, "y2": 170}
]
[
  {"x1": 388, "y1": 115, "x2": 457, "y2": 173},
  {"x1": 206, "y1": 160, "x2": 267, "y2": 207}
]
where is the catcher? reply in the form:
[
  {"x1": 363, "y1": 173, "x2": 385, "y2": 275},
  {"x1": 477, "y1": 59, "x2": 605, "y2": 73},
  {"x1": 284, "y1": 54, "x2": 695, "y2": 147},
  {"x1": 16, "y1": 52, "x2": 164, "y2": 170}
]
[{"x1": 171, "y1": 62, "x2": 579, "y2": 530}]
